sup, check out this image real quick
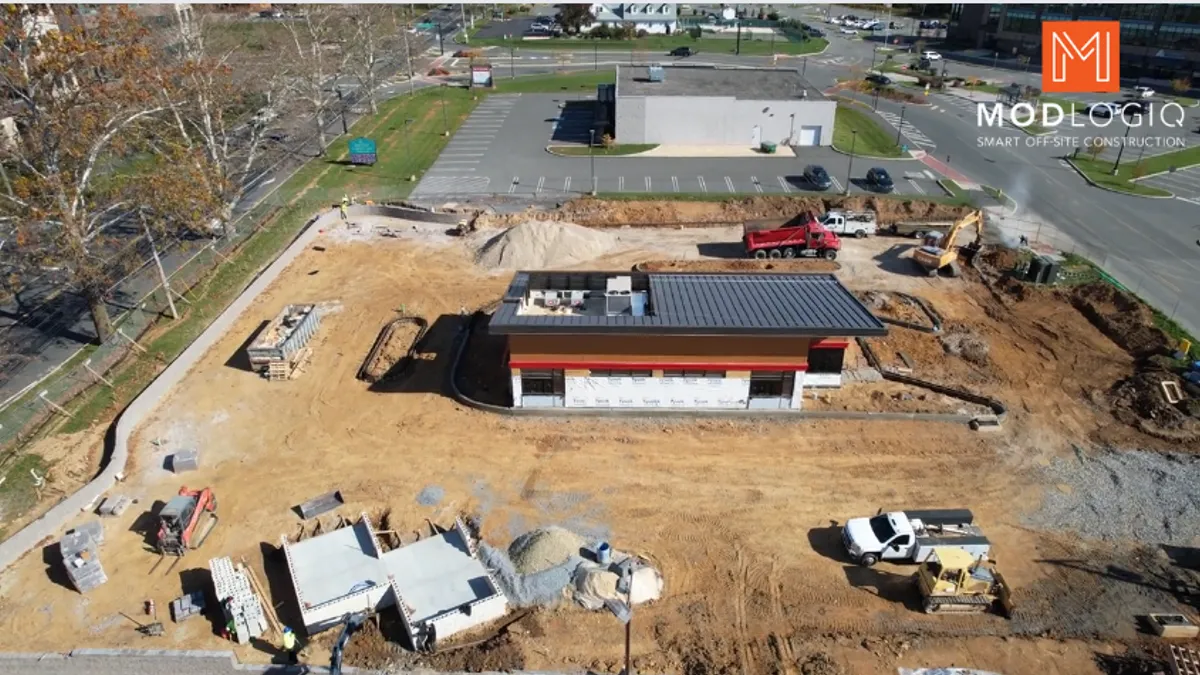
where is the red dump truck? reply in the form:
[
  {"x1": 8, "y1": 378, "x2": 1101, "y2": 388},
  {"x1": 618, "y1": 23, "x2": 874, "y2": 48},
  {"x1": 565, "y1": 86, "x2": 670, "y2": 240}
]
[{"x1": 743, "y1": 213, "x2": 842, "y2": 260}]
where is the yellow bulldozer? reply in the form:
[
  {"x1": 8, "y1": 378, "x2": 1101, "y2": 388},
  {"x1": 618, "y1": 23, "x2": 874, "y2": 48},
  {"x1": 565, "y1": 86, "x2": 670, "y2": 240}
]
[
  {"x1": 914, "y1": 547, "x2": 1014, "y2": 617},
  {"x1": 911, "y1": 209, "x2": 985, "y2": 277}
]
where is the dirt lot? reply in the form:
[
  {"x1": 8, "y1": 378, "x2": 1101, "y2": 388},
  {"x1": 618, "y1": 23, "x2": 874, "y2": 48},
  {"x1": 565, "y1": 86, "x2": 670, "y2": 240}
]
[{"x1": 0, "y1": 211, "x2": 1195, "y2": 675}]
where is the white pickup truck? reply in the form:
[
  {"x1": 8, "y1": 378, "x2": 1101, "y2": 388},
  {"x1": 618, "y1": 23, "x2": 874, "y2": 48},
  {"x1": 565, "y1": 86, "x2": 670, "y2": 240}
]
[
  {"x1": 842, "y1": 509, "x2": 990, "y2": 567},
  {"x1": 819, "y1": 210, "x2": 877, "y2": 238}
]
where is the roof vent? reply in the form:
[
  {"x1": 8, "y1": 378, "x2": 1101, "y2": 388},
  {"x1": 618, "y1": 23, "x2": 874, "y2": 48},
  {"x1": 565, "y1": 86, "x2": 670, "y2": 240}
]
[{"x1": 647, "y1": 64, "x2": 665, "y2": 82}]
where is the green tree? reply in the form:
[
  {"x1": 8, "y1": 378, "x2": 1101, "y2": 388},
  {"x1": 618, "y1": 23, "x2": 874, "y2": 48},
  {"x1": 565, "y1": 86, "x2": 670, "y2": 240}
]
[{"x1": 555, "y1": 4, "x2": 595, "y2": 35}]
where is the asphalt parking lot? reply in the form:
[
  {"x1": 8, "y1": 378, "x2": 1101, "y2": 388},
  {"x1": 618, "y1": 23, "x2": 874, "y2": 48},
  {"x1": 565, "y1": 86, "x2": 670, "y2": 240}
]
[
  {"x1": 1140, "y1": 165, "x2": 1200, "y2": 207},
  {"x1": 412, "y1": 93, "x2": 945, "y2": 199}
]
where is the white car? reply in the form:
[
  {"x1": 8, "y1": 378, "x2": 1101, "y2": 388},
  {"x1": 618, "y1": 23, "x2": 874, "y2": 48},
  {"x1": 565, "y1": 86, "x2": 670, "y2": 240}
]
[
  {"x1": 1134, "y1": 86, "x2": 1155, "y2": 99},
  {"x1": 840, "y1": 27, "x2": 858, "y2": 35},
  {"x1": 921, "y1": 50, "x2": 942, "y2": 61},
  {"x1": 828, "y1": 17, "x2": 842, "y2": 25}
]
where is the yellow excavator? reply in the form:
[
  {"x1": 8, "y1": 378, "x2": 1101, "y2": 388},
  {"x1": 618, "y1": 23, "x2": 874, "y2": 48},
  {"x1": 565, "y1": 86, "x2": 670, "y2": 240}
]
[{"x1": 912, "y1": 209, "x2": 985, "y2": 277}]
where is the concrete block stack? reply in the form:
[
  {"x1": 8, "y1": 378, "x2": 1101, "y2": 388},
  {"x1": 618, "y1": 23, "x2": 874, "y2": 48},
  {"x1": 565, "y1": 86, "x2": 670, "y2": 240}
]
[
  {"x1": 97, "y1": 495, "x2": 133, "y2": 517},
  {"x1": 209, "y1": 556, "x2": 268, "y2": 644},
  {"x1": 171, "y1": 449, "x2": 199, "y2": 473},
  {"x1": 170, "y1": 591, "x2": 207, "y2": 623},
  {"x1": 60, "y1": 522, "x2": 107, "y2": 593}
]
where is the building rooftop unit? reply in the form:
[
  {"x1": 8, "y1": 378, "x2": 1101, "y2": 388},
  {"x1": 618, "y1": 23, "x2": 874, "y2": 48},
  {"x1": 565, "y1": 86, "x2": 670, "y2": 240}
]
[
  {"x1": 616, "y1": 64, "x2": 824, "y2": 100},
  {"x1": 490, "y1": 271, "x2": 887, "y2": 337}
]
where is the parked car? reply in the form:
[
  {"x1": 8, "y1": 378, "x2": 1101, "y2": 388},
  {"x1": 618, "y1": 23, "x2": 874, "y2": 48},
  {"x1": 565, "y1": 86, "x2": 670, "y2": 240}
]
[
  {"x1": 1085, "y1": 102, "x2": 1120, "y2": 118},
  {"x1": 807, "y1": 28, "x2": 826, "y2": 38},
  {"x1": 803, "y1": 165, "x2": 833, "y2": 190},
  {"x1": 865, "y1": 167, "x2": 895, "y2": 193},
  {"x1": 840, "y1": 27, "x2": 858, "y2": 35},
  {"x1": 1134, "y1": 86, "x2": 1155, "y2": 99},
  {"x1": 922, "y1": 50, "x2": 942, "y2": 61},
  {"x1": 669, "y1": 46, "x2": 696, "y2": 57},
  {"x1": 865, "y1": 73, "x2": 893, "y2": 86},
  {"x1": 1123, "y1": 99, "x2": 1152, "y2": 115}
]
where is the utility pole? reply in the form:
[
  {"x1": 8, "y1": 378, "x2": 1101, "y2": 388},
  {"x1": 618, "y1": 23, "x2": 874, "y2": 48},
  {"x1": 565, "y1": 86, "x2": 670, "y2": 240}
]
[
  {"x1": 510, "y1": 47, "x2": 515, "y2": 79},
  {"x1": 896, "y1": 105, "x2": 907, "y2": 146},
  {"x1": 336, "y1": 88, "x2": 348, "y2": 134},
  {"x1": 437, "y1": 22, "x2": 444, "y2": 55},
  {"x1": 1111, "y1": 122, "x2": 1133, "y2": 175},
  {"x1": 460, "y1": 4, "x2": 469, "y2": 43},
  {"x1": 594, "y1": 41, "x2": 598, "y2": 70},
  {"x1": 141, "y1": 212, "x2": 177, "y2": 320},
  {"x1": 735, "y1": 19, "x2": 742, "y2": 55}
]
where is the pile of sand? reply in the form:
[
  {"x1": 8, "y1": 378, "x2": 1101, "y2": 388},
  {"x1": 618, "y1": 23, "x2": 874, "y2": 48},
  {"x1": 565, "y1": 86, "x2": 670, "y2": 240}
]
[
  {"x1": 476, "y1": 221, "x2": 615, "y2": 270},
  {"x1": 572, "y1": 564, "x2": 665, "y2": 610},
  {"x1": 508, "y1": 526, "x2": 588, "y2": 575}
]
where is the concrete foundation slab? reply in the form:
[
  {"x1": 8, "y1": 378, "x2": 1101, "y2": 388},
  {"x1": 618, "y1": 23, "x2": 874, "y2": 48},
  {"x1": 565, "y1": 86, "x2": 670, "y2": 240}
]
[{"x1": 383, "y1": 528, "x2": 495, "y2": 624}]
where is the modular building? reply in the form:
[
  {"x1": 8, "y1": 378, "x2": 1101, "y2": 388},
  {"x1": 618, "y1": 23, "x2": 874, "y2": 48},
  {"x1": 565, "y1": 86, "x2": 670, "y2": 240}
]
[
  {"x1": 614, "y1": 65, "x2": 835, "y2": 147},
  {"x1": 489, "y1": 271, "x2": 887, "y2": 410}
]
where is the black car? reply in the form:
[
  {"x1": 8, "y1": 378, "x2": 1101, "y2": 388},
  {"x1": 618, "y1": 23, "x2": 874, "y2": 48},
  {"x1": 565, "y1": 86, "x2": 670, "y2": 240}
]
[
  {"x1": 807, "y1": 28, "x2": 826, "y2": 38},
  {"x1": 865, "y1": 167, "x2": 895, "y2": 193},
  {"x1": 803, "y1": 165, "x2": 833, "y2": 190},
  {"x1": 669, "y1": 46, "x2": 696, "y2": 57},
  {"x1": 865, "y1": 73, "x2": 892, "y2": 86}
]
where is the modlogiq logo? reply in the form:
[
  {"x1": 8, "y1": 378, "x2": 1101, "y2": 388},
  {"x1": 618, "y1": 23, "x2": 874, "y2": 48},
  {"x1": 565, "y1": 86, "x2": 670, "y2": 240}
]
[{"x1": 1041, "y1": 20, "x2": 1120, "y2": 93}]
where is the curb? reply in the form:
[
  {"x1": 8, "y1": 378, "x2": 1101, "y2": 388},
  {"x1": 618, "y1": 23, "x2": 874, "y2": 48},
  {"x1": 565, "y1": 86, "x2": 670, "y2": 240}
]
[
  {"x1": 1064, "y1": 157, "x2": 1174, "y2": 199},
  {"x1": 1130, "y1": 160, "x2": 1200, "y2": 182},
  {"x1": 830, "y1": 144, "x2": 916, "y2": 161}
]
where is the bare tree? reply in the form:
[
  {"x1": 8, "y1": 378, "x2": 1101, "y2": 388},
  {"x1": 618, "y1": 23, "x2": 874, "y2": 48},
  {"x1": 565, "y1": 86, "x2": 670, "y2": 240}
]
[
  {"x1": 0, "y1": 6, "x2": 199, "y2": 341},
  {"x1": 344, "y1": 5, "x2": 399, "y2": 116},
  {"x1": 153, "y1": 10, "x2": 292, "y2": 233},
  {"x1": 282, "y1": 7, "x2": 354, "y2": 156}
]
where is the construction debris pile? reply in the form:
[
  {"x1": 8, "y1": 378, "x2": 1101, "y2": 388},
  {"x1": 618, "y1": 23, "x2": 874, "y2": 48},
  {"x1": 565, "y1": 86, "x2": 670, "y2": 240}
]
[
  {"x1": 210, "y1": 556, "x2": 269, "y2": 644},
  {"x1": 60, "y1": 521, "x2": 106, "y2": 593},
  {"x1": 246, "y1": 303, "x2": 322, "y2": 381},
  {"x1": 480, "y1": 526, "x2": 662, "y2": 611}
]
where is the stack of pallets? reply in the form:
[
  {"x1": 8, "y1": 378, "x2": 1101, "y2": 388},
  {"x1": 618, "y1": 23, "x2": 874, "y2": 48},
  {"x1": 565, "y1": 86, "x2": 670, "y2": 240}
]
[{"x1": 1174, "y1": 645, "x2": 1200, "y2": 675}]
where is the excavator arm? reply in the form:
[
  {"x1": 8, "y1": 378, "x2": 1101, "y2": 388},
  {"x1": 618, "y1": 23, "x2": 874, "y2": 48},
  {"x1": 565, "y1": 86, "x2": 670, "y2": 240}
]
[{"x1": 941, "y1": 210, "x2": 984, "y2": 251}]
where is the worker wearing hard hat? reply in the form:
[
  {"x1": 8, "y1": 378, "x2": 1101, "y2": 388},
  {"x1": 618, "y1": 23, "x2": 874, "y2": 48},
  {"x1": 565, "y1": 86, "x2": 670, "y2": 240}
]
[
  {"x1": 339, "y1": 195, "x2": 349, "y2": 221},
  {"x1": 282, "y1": 626, "x2": 300, "y2": 664}
]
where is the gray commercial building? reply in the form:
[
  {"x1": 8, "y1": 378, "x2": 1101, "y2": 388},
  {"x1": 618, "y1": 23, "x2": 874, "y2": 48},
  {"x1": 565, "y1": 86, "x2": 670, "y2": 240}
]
[{"x1": 613, "y1": 65, "x2": 835, "y2": 147}]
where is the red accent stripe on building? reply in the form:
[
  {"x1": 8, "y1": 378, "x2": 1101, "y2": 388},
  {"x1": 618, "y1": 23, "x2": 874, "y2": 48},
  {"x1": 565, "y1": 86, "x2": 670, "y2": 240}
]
[
  {"x1": 810, "y1": 340, "x2": 850, "y2": 349},
  {"x1": 508, "y1": 360, "x2": 809, "y2": 372}
]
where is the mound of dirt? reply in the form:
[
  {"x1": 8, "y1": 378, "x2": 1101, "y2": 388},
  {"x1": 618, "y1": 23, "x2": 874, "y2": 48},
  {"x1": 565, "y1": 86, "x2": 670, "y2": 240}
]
[
  {"x1": 476, "y1": 221, "x2": 615, "y2": 270},
  {"x1": 635, "y1": 259, "x2": 841, "y2": 273},
  {"x1": 939, "y1": 324, "x2": 990, "y2": 365},
  {"x1": 475, "y1": 197, "x2": 972, "y2": 229},
  {"x1": 1110, "y1": 371, "x2": 1200, "y2": 441},
  {"x1": 1071, "y1": 283, "x2": 1173, "y2": 359},
  {"x1": 799, "y1": 652, "x2": 846, "y2": 675},
  {"x1": 508, "y1": 526, "x2": 588, "y2": 575}
]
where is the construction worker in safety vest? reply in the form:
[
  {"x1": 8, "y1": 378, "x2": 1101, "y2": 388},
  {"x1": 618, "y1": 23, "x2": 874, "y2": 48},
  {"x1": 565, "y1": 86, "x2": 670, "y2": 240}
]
[
  {"x1": 282, "y1": 626, "x2": 300, "y2": 664},
  {"x1": 339, "y1": 195, "x2": 349, "y2": 221}
]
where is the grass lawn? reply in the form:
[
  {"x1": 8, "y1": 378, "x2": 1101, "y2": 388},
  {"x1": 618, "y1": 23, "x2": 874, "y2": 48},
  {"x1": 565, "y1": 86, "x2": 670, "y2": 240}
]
[
  {"x1": 962, "y1": 82, "x2": 1001, "y2": 94},
  {"x1": 1173, "y1": 96, "x2": 1199, "y2": 107},
  {"x1": 474, "y1": 34, "x2": 826, "y2": 56},
  {"x1": 1037, "y1": 95, "x2": 1082, "y2": 114},
  {"x1": 549, "y1": 144, "x2": 657, "y2": 156},
  {"x1": 832, "y1": 105, "x2": 903, "y2": 158},
  {"x1": 938, "y1": 179, "x2": 967, "y2": 199},
  {"x1": 1069, "y1": 157, "x2": 1172, "y2": 197}
]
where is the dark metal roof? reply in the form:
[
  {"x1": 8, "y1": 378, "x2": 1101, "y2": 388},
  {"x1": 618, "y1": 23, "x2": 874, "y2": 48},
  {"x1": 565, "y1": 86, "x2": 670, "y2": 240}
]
[{"x1": 489, "y1": 271, "x2": 887, "y2": 337}]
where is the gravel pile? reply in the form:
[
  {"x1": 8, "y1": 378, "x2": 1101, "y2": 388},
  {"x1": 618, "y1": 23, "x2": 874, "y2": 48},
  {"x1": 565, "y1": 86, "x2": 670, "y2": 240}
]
[
  {"x1": 508, "y1": 526, "x2": 587, "y2": 574},
  {"x1": 416, "y1": 485, "x2": 444, "y2": 506},
  {"x1": 479, "y1": 542, "x2": 583, "y2": 607},
  {"x1": 476, "y1": 221, "x2": 615, "y2": 270},
  {"x1": 1027, "y1": 447, "x2": 1200, "y2": 545}
]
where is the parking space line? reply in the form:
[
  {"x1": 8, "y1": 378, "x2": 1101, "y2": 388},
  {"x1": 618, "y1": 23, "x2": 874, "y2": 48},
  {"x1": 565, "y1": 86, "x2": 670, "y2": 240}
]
[
  {"x1": 428, "y1": 167, "x2": 476, "y2": 172},
  {"x1": 672, "y1": 176, "x2": 679, "y2": 192},
  {"x1": 645, "y1": 176, "x2": 652, "y2": 191},
  {"x1": 508, "y1": 177, "x2": 518, "y2": 194},
  {"x1": 724, "y1": 176, "x2": 735, "y2": 192},
  {"x1": 908, "y1": 179, "x2": 925, "y2": 195},
  {"x1": 563, "y1": 176, "x2": 572, "y2": 193},
  {"x1": 698, "y1": 176, "x2": 707, "y2": 193},
  {"x1": 831, "y1": 176, "x2": 844, "y2": 193},
  {"x1": 442, "y1": 153, "x2": 484, "y2": 158},
  {"x1": 1178, "y1": 197, "x2": 1200, "y2": 207},
  {"x1": 437, "y1": 159, "x2": 480, "y2": 163},
  {"x1": 751, "y1": 176, "x2": 763, "y2": 193},
  {"x1": 778, "y1": 176, "x2": 791, "y2": 193},
  {"x1": 619, "y1": 176, "x2": 625, "y2": 192},
  {"x1": 536, "y1": 176, "x2": 545, "y2": 194}
]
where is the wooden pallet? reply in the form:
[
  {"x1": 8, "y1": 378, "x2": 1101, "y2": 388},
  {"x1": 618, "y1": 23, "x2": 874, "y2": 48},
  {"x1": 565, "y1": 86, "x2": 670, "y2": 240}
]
[
  {"x1": 266, "y1": 361, "x2": 289, "y2": 382},
  {"x1": 1173, "y1": 645, "x2": 1200, "y2": 675}
]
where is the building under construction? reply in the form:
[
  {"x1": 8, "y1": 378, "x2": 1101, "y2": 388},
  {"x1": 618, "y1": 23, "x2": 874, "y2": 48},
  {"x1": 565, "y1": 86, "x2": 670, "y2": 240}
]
[{"x1": 488, "y1": 271, "x2": 887, "y2": 410}]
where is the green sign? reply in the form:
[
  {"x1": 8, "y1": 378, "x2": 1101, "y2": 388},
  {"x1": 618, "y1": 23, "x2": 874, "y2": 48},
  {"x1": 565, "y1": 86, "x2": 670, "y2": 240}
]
[{"x1": 348, "y1": 137, "x2": 377, "y2": 166}]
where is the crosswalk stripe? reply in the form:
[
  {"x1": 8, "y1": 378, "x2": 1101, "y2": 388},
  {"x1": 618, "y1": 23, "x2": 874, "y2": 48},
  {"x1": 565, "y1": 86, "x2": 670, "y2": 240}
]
[{"x1": 778, "y1": 176, "x2": 791, "y2": 193}]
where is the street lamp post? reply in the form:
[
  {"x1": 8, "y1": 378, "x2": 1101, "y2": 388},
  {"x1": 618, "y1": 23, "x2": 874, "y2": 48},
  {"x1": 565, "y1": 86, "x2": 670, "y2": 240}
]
[
  {"x1": 895, "y1": 105, "x2": 906, "y2": 146},
  {"x1": 403, "y1": 118, "x2": 415, "y2": 181},
  {"x1": 844, "y1": 130, "x2": 857, "y2": 195},
  {"x1": 789, "y1": 113, "x2": 796, "y2": 143},
  {"x1": 336, "y1": 87, "x2": 348, "y2": 134},
  {"x1": 594, "y1": 41, "x2": 598, "y2": 70},
  {"x1": 802, "y1": 56, "x2": 807, "y2": 77},
  {"x1": 1111, "y1": 121, "x2": 1133, "y2": 175},
  {"x1": 589, "y1": 128, "x2": 597, "y2": 195},
  {"x1": 510, "y1": 48, "x2": 515, "y2": 78}
]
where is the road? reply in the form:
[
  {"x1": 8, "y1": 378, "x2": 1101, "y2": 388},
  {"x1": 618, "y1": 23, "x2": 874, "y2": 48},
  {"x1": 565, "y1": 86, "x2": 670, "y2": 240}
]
[{"x1": 0, "y1": 7, "x2": 463, "y2": 407}]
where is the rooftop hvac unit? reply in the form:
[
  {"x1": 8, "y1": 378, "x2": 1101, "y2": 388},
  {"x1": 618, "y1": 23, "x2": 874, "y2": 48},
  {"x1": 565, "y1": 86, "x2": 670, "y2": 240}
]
[
  {"x1": 569, "y1": 291, "x2": 586, "y2": 307},
  {"x1": 605, "y1": 276, "x2": 633, "y2": 316},
  {"x1": 544, "y1": 291, "x2": 561, "y2": 307},
  {"x1": 647, "y1": 64, "x2": 665, "y2": 82}
]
